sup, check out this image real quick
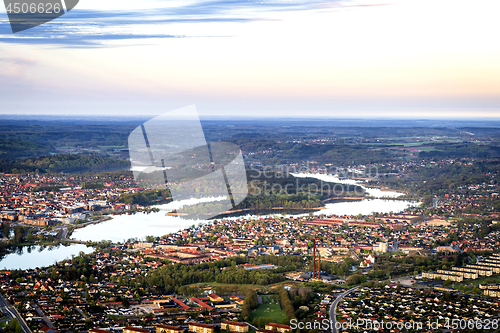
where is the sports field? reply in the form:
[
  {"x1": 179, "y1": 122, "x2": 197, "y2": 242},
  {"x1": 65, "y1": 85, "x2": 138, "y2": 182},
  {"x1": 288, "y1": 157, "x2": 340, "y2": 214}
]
[{"x1": 250, "y1": 295, "x2": 286, "y2": 322}]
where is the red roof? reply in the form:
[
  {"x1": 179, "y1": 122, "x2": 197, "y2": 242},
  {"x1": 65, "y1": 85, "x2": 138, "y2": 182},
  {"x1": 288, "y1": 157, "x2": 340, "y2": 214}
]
[
  {"x1": 222, "y1": 321, "x2": 249, "y2": 327},
  {"x1": 188, "y1": 323, "x2": 215, "y2": 329},
  {"x1": 124, "y1": 327, "x2": 150, "y2": 333},
  {"x1": 172, "y1": 297, "x2": 191, "y2": 310},
  {"x1": 266, "y1": 323, "x2": 291, "y2": 329},
  {"x1": 157, "y1": 325, "x2": 183, "y2": 331},
  {"x1": 190, "y1": 297, "x2": 213, "y2": 310}
]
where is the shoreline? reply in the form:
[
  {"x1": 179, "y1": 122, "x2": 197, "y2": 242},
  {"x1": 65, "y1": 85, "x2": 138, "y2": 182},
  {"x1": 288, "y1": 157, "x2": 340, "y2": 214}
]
[
  {"x1": 167, "y1": 206, "x2": 327, "y2": 217},
  {"x1": 66, "y1": 216, "x2": 113, "y2": 239},
  {"x1": 67, "y1": 181, "x2": 416, "y2": 242},
  {"x1": 292, "y1": 172, "x2": 410, "y2": 196}
]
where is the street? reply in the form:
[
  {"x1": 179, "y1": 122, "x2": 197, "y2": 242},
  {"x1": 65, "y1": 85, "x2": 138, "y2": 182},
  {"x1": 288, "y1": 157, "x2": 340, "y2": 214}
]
[
  {"x1": 329, "y1": 286, "x2": 360, "y2": 333},
  {"x1": 0, "y1": 293, "x2": 32, "y2": 333}
]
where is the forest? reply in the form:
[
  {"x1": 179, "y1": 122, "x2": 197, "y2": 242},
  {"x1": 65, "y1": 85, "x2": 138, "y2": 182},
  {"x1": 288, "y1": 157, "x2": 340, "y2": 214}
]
[
  {"x1": 233, "y1": 170, "x2": 365, "y2": 211},
  {"x1": 0, "y1": 154, "x2": 130, "y2": 174},
  {"x1": 116, "y1": 189, "x2": 172, "y2": 206},
  {"x1": 16, "y1": 253, "x2": 306, "y2": 296},
  {"x1": 113, "y1": 169, "x2": 365, "y2": 210}
]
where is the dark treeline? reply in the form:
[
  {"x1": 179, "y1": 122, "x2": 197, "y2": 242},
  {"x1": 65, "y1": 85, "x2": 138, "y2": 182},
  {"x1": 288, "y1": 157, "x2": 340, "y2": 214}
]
[
  {"x1": 374, "y1": 158, "x2": 500, "y2": 198},
  {"x1": 289, "y1": 287, "x2": 315, "y2": 321},
  {"x1": 229, "y1": 135, "x2": 403, "y2": 166},
  {"x1": 369, "y1": 253, "x2": 470, "y2": 279},
  {"x1": 0, "y1": 154, "x2": 130, "y2": 174},
  {"x1": 233, "y1": 170, "x2": 365, "y2": 211},
  {"x1": 214, "y1": 255, "x2": 305, "y2": 285},
  {"x1": 34, "y1": 253, "x2": 305, "y2": 295},
  {"x1": 419, "y1": 142, "x2": 500, "y2": 158},
  {"x1": 114, "y1": 169, "x2": 365, "y2": 210},
  {"x1": 315, "y1": 255, "x2": 357, "y2": 277},
  {"x1": 0, "y1": 138, "x2": 54, "y2": 159},
  {"x1": 115, "y1": 189, "x2": 172, "y2": 206},
  {"x1": 214, "y1": 267, "x2": 285, "y2": 285},
  {"x1": 246, "y1": 169, "x2": 365, "y2": 198},
  {"x1": 278, "y1": 286, "x2": 296, "y2": 321},
  {"x1": 240, "y1": 290, "x2": 258, "y2": 319},
  {"x1": 0, "y1": 121, "x2": 137, "y2": 152}
]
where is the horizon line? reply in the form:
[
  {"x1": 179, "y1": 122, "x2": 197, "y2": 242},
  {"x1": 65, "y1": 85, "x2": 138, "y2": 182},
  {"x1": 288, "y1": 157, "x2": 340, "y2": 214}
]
[{"x1": 1, "y1": 113, "x2": 500, "y2": 121}]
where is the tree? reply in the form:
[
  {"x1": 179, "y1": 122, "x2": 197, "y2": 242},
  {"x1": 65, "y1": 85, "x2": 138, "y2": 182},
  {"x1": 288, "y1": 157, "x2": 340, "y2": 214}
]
[
  {"x1": 278, "y1": 286, "x2": 296, "y2": 320},
  {"x1": 122, "y1": 299, "x2": 130, "y2": 308},
  {"x1": 13, "y1": 225, "x2": 26, "y2": 244},
  {"x1": 241, "y1": 290, "x2": 258, "y2": 319},
  {"x1": 26, "y1": 230, "x2": 35, "y2": 243},
  {"x1": 3, "y1": 223, "x2": 10, "y2": 239}
]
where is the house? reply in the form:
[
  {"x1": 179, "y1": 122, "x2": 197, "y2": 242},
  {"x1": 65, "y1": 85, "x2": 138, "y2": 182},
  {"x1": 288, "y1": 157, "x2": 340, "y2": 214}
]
[
  {"x1": 188, "y1": 323, "x2": 216, "y2": 333},
  {"x1": 435, "y1": 246, "x2": 457, "y2": 253},
  {"x1": 265, "y1": 323, "x2": 291, "y2": 333},
  {"x1": 221, "y1": 321, "x2": 249, "y2": 332},
  {"x1": 257, "y1": 330, "x2": 276, "y2": 333},
  {"x1": 157, "y1": 324, "x2": 184, "y2": 333},
  {"x1": 171, "y1": 297, "x2": 191, "y2": 310},
  {"x1": 123, "y1": 327, "x2": 150, "y2": 333},
  {"x1": 189, "y1": 297, "x2": 213, "y2": 310},
  {"x1": 213, "y1": 301, "x2": 237, "y2": 309},
  {"x1": 40, "y1": 327, "x2": 62, "y2": 333},
  {"x1": 207, "y1": 293, "x2": 224, "y2": 302},
  {"x1": 229, "y1": 295, "x2": 244, "y2": 305}
]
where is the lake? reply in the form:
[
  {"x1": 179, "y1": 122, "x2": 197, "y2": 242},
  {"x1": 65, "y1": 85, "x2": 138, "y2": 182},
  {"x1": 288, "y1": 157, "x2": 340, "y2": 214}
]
[
  {"x1": 71, "y1": 183, "x2": 419, "y2": 243},
  {"x1": 2, "y1": 177, "x2": 420, "y2": 269},
  {"x1": 70, "y1": 198, "x2": 210, "y2": 243},
  {"x1": 291, "y1": 172, "x2": 404, "y2": 198},
  {"x1": 315, "y1": 198, "x2": 418, "y2": 216},
  {"x1": 0, "y1": 244, "x2": 94, "y2": 270}
]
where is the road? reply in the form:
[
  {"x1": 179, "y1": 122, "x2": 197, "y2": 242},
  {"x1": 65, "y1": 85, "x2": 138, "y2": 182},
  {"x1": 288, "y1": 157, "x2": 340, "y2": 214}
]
[
  {"x1": 329, "y1": 286, "x2": 359, "y2": 333},
  {"x1": 349, "y1": 248, "x2": 359, "y2": 261},
  {"x1": 60, "y1": 227, "x2": 69, "y2": 239},
  {"x1": 33, "y1": 304, "x2": 55, "y2": 328},
  {"x1": 75, "y1": 305, "x2": 87, "y2": 319},
  {"x1": 0, "y1": 293, "x2": 32, "y2": 333},
  {"x1": 245, "y1": 322, "x2": 259, "y2": 331}
]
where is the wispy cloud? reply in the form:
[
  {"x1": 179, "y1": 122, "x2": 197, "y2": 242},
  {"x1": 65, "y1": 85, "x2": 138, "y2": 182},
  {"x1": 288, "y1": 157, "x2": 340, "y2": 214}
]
[{"x1": 0, "y1": 0, "x2": 388, "y2": 47}]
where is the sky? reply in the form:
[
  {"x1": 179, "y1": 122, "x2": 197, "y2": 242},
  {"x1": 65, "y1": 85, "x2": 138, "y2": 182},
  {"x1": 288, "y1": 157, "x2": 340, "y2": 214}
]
[{"x1": 0, "y1": 0, "x2": 500, "y2": 118}]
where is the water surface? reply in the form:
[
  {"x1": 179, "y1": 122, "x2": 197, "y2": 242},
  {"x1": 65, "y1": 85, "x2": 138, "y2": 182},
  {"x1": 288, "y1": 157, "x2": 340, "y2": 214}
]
[
  {"x1": 0, "y1": 244, "x2": 93, "y2": 270},
  {"x1": 291, "y1": 173, "x2": 404, "y2": 198}
]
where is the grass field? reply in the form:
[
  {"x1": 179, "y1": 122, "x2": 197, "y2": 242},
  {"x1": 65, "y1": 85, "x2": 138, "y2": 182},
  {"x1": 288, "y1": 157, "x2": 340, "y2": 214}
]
[
  {"x1": 464, "y1": 275, "x2": 500, "y2": 286},
  {"x1": 250, "y1": 295, "x2": 286, "y2": 322}
]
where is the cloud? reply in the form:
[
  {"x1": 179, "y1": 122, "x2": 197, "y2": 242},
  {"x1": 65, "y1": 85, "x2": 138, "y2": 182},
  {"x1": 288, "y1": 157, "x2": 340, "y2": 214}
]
[
  {"x1": 0, "y1": 0, "x2": 389, "y2": 47},
  {"x1": 0, "y1": 32, "x2": 193, "y2": 47}
]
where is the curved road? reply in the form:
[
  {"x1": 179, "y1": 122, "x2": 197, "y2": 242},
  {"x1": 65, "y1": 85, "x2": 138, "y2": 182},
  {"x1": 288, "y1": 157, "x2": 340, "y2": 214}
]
[{"x1": 329, "y1": 286, "x2": 359, "y2": 333}]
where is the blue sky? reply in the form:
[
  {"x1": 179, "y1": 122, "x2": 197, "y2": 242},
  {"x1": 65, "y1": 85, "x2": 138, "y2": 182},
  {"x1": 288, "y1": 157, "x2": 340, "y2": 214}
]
[{"x1": 0, "y1": 0, "x2": 499, "y2": 118}]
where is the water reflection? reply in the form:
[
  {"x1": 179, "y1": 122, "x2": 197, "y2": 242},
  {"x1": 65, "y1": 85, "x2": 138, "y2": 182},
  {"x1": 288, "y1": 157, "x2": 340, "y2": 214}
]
[
  {"x1": 2, "y1": 177, "x2": 420, "y2": 270},
  {"x1": 0, "y1": 244, "x2": 93, "y2": 270},
  {"x1": 291, "y1": 173, "x2": 404, "y2": 198}
]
